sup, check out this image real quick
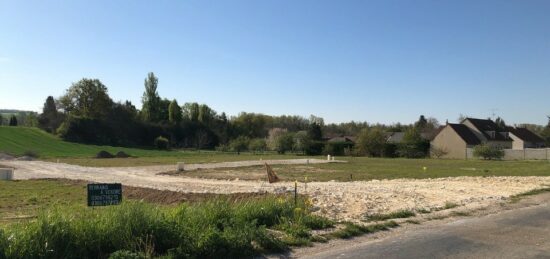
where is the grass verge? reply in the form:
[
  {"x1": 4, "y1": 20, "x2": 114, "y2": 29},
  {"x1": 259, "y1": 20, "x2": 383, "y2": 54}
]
[
  {"x1": 329, "y1": 221, "x2": 399, "y2": 239},
  {"x1": 0, "y1": 195, "x2": 332, "y2": 258},
  {"x1": 364, "y1": 210, "x2": 416, "y2": 222},
  {"x1": 510, "y1": 187, "x2": 550, "y2": 203}
]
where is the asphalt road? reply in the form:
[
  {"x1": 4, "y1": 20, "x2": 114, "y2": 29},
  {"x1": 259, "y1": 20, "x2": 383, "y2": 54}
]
[{"x1": 302, "y1": 202, "x2": 550, "y2": 259}]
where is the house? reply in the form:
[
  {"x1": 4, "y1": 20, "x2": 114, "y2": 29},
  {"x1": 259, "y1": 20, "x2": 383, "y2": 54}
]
[
  {"x1": 327, "y1": 136, "x2": 356, "y2": 144},
  {"x1": 386, "y1": 127, "x2": 442, "y2": 144},
  {"x1": 429, "y1": 117, "x2": 540, "y2": 159},
  {"x1": 431, "y1": 123, "x2": 482, "y2": 159},
  {"x1": 506, "y1": 127, "x2": 546, "y2": 149},
  {"x1": 386, "y1": 132, "x2": 405, "y2": 144}
]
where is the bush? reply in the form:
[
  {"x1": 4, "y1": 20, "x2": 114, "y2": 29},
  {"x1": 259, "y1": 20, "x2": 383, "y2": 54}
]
[
  {"x1": 22, "y1": 150, "x2": 40, "y2": 158},
  {"x1": 109, "y1": 250, "x2": 147, "y2": 259},
  {"x1": 473, "y1": 145, "x2": 504, "y2": 160},
  {"x1": 154, "y1": 136, "x2": 170, "y2": 150},
  {"x1": 229, "y1": 136, "x2": 250, "y2": 154},
  {"x1": 96, "y1": 150, "x2": 115, "y2": 159},
  {"x1": 115, "y1": 151, "x2": 131, "y2": 158}
]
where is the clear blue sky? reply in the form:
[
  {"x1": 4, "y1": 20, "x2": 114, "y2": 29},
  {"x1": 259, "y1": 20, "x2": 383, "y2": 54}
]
[{"x1": 1, "y1": 0, "x2": 549, "y2": 125}]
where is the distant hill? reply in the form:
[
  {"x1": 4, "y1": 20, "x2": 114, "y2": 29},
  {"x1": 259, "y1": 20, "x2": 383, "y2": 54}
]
[
  {"x1": 0, "y1": 109, "x2": 33, "y2": 114},
  {"x1": 0, "y1": 126, "x2": 177, "y2": 158}
]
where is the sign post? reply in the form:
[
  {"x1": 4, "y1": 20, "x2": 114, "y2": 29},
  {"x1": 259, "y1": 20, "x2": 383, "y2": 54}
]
[{"x1": 87, "y1": 183, "x2": 122, "y2": 207}]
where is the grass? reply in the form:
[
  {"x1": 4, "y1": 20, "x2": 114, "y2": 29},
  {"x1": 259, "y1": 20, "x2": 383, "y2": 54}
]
[
  {"x1": 0, "y1": 126, "x2": 303, "y2": 167},
  {"x1": 509, "y1": 187, "x2": 550, "y2": 203},
  {"x1": 443, "y1": 202, "x2": 459, "y2": 210},
  {"x1": 168, "y1": 157, "x2": 550, "y2": 182},
  {"x1": 364, "y1": 210, "x2": 416, "y2": 222},
  {"x1": 0, "y1": 179, "x2": 87, "y2": 224},
  {"x1": 0, "y1": 182, "x2": 335, "y2": 258},
  {"x1": 328, "y1": 221, "x2": 399, "y2": 239}
]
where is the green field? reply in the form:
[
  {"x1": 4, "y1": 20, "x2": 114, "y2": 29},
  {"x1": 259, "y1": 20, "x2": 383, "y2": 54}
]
[
  {"x1": 0, "y1": 126, "x2": 302, "y2": 166},
  {"x1": 169, "y1": 157, "x2": 550, "y2": 182}
]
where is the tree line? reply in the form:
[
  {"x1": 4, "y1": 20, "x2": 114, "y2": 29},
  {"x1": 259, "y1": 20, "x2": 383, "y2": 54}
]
[{"x1": 15, "y1": 72, "x2": 550, "y2": 156}]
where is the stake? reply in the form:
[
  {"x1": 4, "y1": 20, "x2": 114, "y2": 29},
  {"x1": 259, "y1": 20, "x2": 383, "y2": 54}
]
[{"x1": 294, "y1": 180, "x2": 298, "y2": 207}]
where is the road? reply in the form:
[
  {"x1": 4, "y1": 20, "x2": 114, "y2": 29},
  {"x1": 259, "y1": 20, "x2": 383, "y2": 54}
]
[{"x1": 301, "y1": 196, "x2": 550, "y2": 259}]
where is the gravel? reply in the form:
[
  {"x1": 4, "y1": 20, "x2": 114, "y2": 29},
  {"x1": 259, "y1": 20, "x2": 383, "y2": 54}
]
[{"x1": 4, "y1": 160, "x2": 549, "y2": 222}]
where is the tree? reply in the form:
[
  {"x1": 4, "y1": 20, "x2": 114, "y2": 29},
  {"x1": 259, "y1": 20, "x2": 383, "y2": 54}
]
[
  {"x1": 495, "y1": 117, "x2": 506, "y2": 131},
  {"x1": 168, "y1": 99, "x2": 182, "y2": 123},
  {"x1": 473, "y1": 145, "x2": 504, "y2": 160},
  {"x1": 307, "y1": 122, "x2": 323, "y2": 141},
  {"x1": 141, "y1": 72, "x2": 161, "y2": 122},
  {"x1": 0, "y1": 114, "x2": 3, "y2": 125},
  {"x1": 59, "y1": 79, "x2": 113, "y2": 119},
  {"x1": 293, "y1": 131, "x2": 311, "y2": 154},
  {"x1": 414, "y1": 115, "x2": 428, "y2": 130},
  {"x1": 397, "y1": 127, "x2": 430, "y2": 158},
  {"x1": 430, "y1": 146, "x2": 449, "y2": 158},
  {"x1": 267, "y1": 128, "x2": 288, "y2": 150},
  {"x1": 274, "y1": 132, "x2": 294, "y2": 154},
  {"x1": 182, "y1": 102, "x2": 200, "y2": 122},
  {"x1": 355, "y1": 128, "x2": 386, "y2": 157},
  {"x1": 541, "y1": 116, "x2": 550, "y2": 146},
  {"x1": 38, "y1": 96, "x2": 63, "y2": 133},
  {"x1": 9, "y1": 115, "x2": 17, "y2": 126},
  {"x1": 249, "y1": 138, "x2": 267, "y2": 154},
  {"x1": 229, "y1": 136, "x2": 250, "y2": 154}
]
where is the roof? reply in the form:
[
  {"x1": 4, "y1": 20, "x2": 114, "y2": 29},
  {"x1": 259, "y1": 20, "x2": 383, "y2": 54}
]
[
  {"x1": 386, "y1": 132, "x2": 405, "y2": 143},
  {"x1": 506, "y1": 127, "x2": 545, "y2": 143},
  {"x1": 327, "y1": 136, "x2": 356, "y2": 143},
  {"x1": 448, "y1": 124, "x2": 482, "y2": 145},
  {"x1": 463, "y1": 118, "x2": 511, "y2": 141}
]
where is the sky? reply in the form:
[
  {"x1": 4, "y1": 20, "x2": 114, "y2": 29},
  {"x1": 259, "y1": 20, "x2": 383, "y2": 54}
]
[{"x1": 1, "y1": 0, "x2": 549, "y2": 125}]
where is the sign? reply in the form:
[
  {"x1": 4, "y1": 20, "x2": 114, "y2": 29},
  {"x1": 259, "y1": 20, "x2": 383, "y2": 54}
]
[{"x1": 87, "y1": 183, "x2": 122, "y2": 207}]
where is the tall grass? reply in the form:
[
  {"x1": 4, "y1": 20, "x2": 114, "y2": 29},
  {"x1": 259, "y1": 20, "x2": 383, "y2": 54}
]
[{"x1": 0, "y1": 195, "x2": 332, "y2": 258}]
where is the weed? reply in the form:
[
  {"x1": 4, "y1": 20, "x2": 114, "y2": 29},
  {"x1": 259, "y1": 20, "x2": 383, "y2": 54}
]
[
  {"x1": 450, "y1": 211, "x2": 470, "y2": 217},
  {"x1": 0, "y1": 195, "x2": 333, "y2": 258},
  {"x1": 417, "y1": 208, "x2": 431, "y2": 214},
  {"x1": 405, "y1": 219, "x2": 420, "y2": 224},
  {"x1": 444, "y1": 202, "x2": 459, "y2": 210},
  {"x1": 329, "y1": 221, "x2": 399, "y2": 239},
  {"x1": 365, "y1": 210, "x2": 416, "y2": 222},
  {"x1": 510, "y1": 188, "x2": 550, "y2": 203}
]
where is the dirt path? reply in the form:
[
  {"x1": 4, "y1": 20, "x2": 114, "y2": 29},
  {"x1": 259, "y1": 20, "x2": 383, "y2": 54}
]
[{"x1": 3, "y1": 160, "x2": 550, "y2": 222}]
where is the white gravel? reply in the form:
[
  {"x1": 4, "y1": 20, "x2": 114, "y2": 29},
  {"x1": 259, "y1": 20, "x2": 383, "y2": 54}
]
[{"x1": 3, "y1": 160, "x2": 550, "y2": 222}]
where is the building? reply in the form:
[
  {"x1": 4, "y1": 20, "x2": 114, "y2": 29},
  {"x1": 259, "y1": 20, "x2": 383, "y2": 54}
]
[
  {"x1": 506, "y1": 127, "x2": 546, "y2": 149},
  {"x1": 431, "y1": 118, "x2": 544, "y2": 159}
]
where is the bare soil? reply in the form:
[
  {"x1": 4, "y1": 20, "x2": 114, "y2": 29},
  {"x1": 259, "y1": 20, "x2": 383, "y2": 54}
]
[{"x1": 3, "y1": 160, "x2": 550, "y2": 222}]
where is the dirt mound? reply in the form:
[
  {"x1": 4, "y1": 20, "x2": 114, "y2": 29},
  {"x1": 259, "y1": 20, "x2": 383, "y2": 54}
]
[
  {"x1": 115, "y1": 151, "x2": 131, "y2": 158},
  {"x1": 0, "y1": 153, "x2": 15, "y2": 160},
  {"x1": 95, "y1": 151, "x2": 115, "y2": 159},
  {"x1": 16, "y1": 156, "x2": 36, "y2": 161}
]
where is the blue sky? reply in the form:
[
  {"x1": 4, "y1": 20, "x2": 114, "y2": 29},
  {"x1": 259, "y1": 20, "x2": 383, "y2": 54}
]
[{"x1": 1, "y1": 0, "x2": 549, "y2": 125}]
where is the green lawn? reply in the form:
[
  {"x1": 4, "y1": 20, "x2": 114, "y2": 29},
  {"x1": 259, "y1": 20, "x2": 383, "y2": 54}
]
[
  {"x1": 175, "y1": 157, "x2": 550, "y2": 182},
  {"x1": 0, "y1": 126, "x2": 303, "y2": 166}
]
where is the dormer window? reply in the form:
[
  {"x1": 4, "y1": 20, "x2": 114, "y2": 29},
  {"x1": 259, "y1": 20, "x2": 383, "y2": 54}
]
[{"x1": 485, "y1": 131, "x2": 495, "y2": 139}]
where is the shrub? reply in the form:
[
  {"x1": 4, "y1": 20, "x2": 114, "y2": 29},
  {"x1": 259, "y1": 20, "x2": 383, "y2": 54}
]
[
  {"x1": 109, "y1": 250, "x2": 147, "y2": 259},
  {"x1": 229, "y1": 136, "x2": 250, "y2": 154},
  {"x1": 154, "y1": 136, "x2": 170, "y2": 150},
  {"x1": 96, "y1": 150, "x2": 115, "y2": 159},
  {"x1": 473, "y1": 145, "x2": 504, "y2": 160},
  {"x1": 22, "y1": 150, "x2": 40, "y2": 158},
  {"x1": 115, "y1": 151, "x2": 131, "y2": 158}
]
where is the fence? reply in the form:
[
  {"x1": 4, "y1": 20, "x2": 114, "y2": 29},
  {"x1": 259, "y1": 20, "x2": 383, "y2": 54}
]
[{"x1": 465, "y1": 148, "x2": 550, "y2": 160}]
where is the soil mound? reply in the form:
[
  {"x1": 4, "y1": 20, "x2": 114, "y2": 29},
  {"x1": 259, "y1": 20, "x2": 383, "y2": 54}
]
[
  {"x1": 0, "y1": 153, "x2": 15, "y2": 160},
  {"x1": 95, "y1": 151, "x2": 115, "y2": 159}
]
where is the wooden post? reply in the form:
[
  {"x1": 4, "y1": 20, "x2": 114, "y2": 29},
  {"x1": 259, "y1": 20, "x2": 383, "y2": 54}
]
[{"x1": 294, "y1": 181, "x2": 298, "y2": 207}]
